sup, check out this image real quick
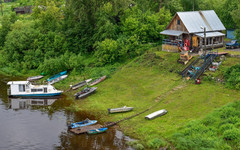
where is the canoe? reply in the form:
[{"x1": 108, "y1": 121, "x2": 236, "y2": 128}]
[
  {"x1": 89, "y1": 76, "x2": 106, "y2": 86},
  {"x1": 145, "y1": 109, "x2": 168, "y2": 120},
  {"x1": 108, "y1": 106, "x2": 134, "y2": 114},
  {"x1": 47, "y1": 71, "x2": 67, "y2": 82},
  {"x1": 27, "y1": 75, "x2": 44, "y2": 81},
  {"x1": 71, "y1": 79, "x2": 92, "y2": 90},
  {"x1": 75, "y1": 87, "x2": 97, "y2": 99},
  {"x1": 68, "y1": 119, "x2": 97, "y2": 129},
  {"x1": 48, "y1": 75, "x2": 68, "y2": 85},
  {"x1": 87, "y1": 128, "x2": 108, "y2": 135}
]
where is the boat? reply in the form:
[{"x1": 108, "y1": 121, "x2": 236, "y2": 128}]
[
  {"x1": 47, "y1": 71, "x2": 67, "y2": 84},
  {"x1": 145, "y1": 109, "x2": 168, "y2": 120},
  {"x1": 108, "y1": 106, "x2": 134, "y2": 114},
  {"x1": 89, "y1": 76, "x2": 106, "y2": 86},
  {"x1": 75, "y1": 87, "x2": 97, "y2": 99},
  {"x1": 87, "y1": 128, "x2": 108, "y2": 135},
  {"x1": 7, "y1": 81, "x2": 63, "y2": 97},
  {"x1": 70, "y1": 79, "x2": 92, "y2": 90},
  {"x1": 27, "y1": 75, "x2": 44, "y2": 81},
  {"x1": 68, "y1": 119, "x2": 97, "y2": 129},
  {"x1": 48, "y1": 74, "x2": 68, "y2": 85}
]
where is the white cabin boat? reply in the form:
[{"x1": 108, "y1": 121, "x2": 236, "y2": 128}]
[{"x1": 7, "y1": 81, "x2": 63, "y2": 97}]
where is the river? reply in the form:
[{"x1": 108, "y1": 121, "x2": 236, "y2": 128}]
[{"x1": 0, "y1": 75, "x2": 133, "y2": 150}]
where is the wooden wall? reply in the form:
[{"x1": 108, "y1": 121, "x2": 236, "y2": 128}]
[{"x1": 167, "y1": 15, "x2": 188, "y2": 32}]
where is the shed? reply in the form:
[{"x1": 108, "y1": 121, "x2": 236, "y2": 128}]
[
  {"x1": 160, "y1": 10, "x2": 226, "y2": 52},
  {"x1": 13, "y1": 6, "x2": 32, "y2": 14}
]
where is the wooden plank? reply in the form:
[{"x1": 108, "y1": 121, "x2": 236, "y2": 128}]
[{"x1": 69, "y1": 124, "x2": 102, "y2": 134}]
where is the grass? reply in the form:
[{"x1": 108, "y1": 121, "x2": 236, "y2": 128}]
[
  {"x1": 213, "y1": 47, "x2": 240, "y2": 56},
  {"x1": 51, "y1": 50, "x2": 240, "y2": 149}
]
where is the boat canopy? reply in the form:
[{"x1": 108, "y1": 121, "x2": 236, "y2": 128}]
[{"x1": 7, "y1": 81, "x2": 30, "y2": 85}]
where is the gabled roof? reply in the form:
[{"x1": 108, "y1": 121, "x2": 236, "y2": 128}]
[{"x1": 167, "y1": 10, "x2": 226, "y2": 33}]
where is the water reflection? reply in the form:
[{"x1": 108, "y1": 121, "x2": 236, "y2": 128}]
[{"x1": 9, "y1": 98, "x2": 57, "y2": 110}]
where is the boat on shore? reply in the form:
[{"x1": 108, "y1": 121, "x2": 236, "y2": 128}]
[
  {"x1": 27, "y1": 75, "x2": 44, "y2": 81},
  {"x1": 108, "y1": 106, "x2": 134, "y2": 114},
  {"x1": 47, "y1": 71, "x2": 67, "y2": 84},
  {"x1": 68, "y1": 119, "x2": 97, "y2": 129},
  {"x1": 87, "y1": 128, "x2": 108, "y2": 135},
  {"x1": 89, "y1": 76, "x2": 106, "y2": 86},
  {"x1": 145, "y1": 109, "x2": 168, "y2": 120},
  {"x1": 70, "y1": 79, "x2": 92, "y2": 90},
  {"x1": 74, "y1": 87, "x2": 97, "y2": 99},
  {"x1": 7, "y1": 81, "x2": 63, "y2": 97}
]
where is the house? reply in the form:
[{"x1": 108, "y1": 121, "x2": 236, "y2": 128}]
[
  {"x1": 13, "y1": 6, "x2": 32, "y2": 14},
  {"x1": 160, "y1": 10, "x2": 226, "y2": 52}
]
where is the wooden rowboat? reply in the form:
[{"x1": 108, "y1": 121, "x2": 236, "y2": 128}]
[
  {"x1": 74, "y1": 87, "x2": 97, "y2": 99},
  {"x1": 89, "y1": 76, "x2": 106, "y2": 86},
  {"x1": 71, "y1": 79, "x2": 92, "y2": 90},
  {"x1": 87, "y1": 128, "x2": 108, "y2": 135},
  {"x1": 48, "y1": 75, "x2": 68, "y2": 85},
  {"x1": 27, "y1": 75, "x2": 44, "y2": 81},
  {"x1": 68, "y1": 119, "x2": 97, "y2": 129},
  {"x1": 145, "y1": 109, "x2": 168, "y2": 120},
  {"x1": 108, "y1": 106, "x2": 134, "y2": 114}
]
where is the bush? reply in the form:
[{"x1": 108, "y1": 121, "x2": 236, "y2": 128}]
[
  {"x1": 147, "y1": 138, "x2": 166, "y2": 149},
  {"x1": 223, "y1": 128, "x2": 240, "y2": 140},
  {"x1": 224, "y1": 64, "x2": 240, "y2": 90}
]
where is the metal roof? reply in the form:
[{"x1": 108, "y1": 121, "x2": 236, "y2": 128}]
[
  {"x1": 7, "y1": 81, "x2": 30, "y2": 85},
  {"x1": 195, "y1": 32, "x2": 225, "y2": 38},
  {"x1": 177, "y1": 10, "x2": 225, "y2": 33},
  {"x1": 160, "y1": 30, "x2": 187, "y2": 36}
]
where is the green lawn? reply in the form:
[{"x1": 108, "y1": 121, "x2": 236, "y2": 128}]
[{"x1": 55, "y1": 51, "x2": 240, "y2": 149}]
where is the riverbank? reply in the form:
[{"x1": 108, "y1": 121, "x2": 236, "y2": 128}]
[{"x1": 3, "y1": 49, "x2": 240, "y2": 149}]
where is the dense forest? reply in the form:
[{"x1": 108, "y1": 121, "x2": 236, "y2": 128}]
[{"x1": 0, "y1": 0, "x2": 239, "y2": 76}]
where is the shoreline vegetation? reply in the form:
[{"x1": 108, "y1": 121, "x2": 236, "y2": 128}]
[{"x1": 3, "y1": 49, "x2": 240, "y2": 149}]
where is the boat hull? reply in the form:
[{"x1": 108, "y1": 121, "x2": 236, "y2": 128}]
[
  {"x1": 69, "y1": 120, "x2": 97, "y2": 129},
  {"x1": 89, "y1": 76, "x2": 106, "y2": 86},
  {"x1": 108, "y1": 107, "x2": 134, "y2": 114},
  {"x1": 87, "y1": 128, "x2": 108, "y2": 135},
  {"x1": 11, "y1": 92, "x2": 62, "y2": 97},
  {"x1": 145, "y1": 109, "x2": 168, "y2": 120}
]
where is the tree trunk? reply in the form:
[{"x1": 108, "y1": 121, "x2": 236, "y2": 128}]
[
  {"x1": 159, "y1": 0, "x2": 162, "y2": 12},
  {"x1": 1, "y1": 0, "x2": 3, "y2": 16}
]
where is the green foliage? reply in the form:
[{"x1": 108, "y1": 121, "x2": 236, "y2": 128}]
[
  {"x1": 147, "y1": 138, "x2": 166, "y2": 149},
  {"x1": 224, "y1": 64, "x2": 240, "y2": 90},
  {"x1": 0, "y1": 13, "x2": 16, "y2": 46},
  {"x1": 171, "y1": 101, "x2": 240, "y2": 149}
]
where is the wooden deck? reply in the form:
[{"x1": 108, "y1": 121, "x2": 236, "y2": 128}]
[{"x1": 69, "y1": 124, "x2": 102, "y2": 134}]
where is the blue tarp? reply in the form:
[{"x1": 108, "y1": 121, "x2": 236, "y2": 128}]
[{"x1": 227, "y1": 29, "x2": 235, "y2": 39}]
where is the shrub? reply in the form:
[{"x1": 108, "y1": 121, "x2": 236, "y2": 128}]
[
  {"x1": 219, "y1": 124, "x2": 235, "y2": 133},
  {"x1": 223, "y1": 128, "x2": 240, "y2": 140},
  {"x1": 224, "y1": 64, "x2": 240, "y2": 90},
  {"x1": 147, "y1": 138, "x2": 166, "y2": 149}
]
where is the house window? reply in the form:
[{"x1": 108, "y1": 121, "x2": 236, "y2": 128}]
[
  {"x1": 19, "y1": 85, "x2": 25, "y2": 92},
  {"x1": 177, "y1": 19, "x2": 181, "y2": 25}
]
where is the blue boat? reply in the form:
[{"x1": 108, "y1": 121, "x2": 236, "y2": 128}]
[
  {"x1": 87, "y1": 128, "x2": 108, "y2": 135},
  {"x1": 47, "y1": 71, "x2": 67, "y2": 82},
  {"x1": 69, "y1": 119, "x2": 97, "y2": 129}
]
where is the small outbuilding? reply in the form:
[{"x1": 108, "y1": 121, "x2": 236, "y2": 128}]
[
  {"x1": 160, "y1": 10, "x2": 226, "y2": 52},
  {"x1": 13, "y1": 6, "x2": 32, "y2": 15}
]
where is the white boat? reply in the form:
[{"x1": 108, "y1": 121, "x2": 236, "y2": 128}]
[
  {"x1": 108, "y1": 106, "x2": 134, "y2": 114},
  {"x1": 27, "y1": 75, "x2": 44, "y2": 81},
  {"x1": 7, "y1": 81, "x2": 63, "y2": 97},
  {"x1": 48, "y1": 75, "x2": 68, "y2": 85},
  {"x1": 145, "y1": 109, "x2": 168, "y2": 120}
]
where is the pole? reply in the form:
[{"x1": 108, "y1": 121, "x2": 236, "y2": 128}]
[{"x1": 204, "y1": 27, "x2": 206, "y2": 55}]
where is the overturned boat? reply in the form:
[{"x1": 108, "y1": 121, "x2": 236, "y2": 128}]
[
  {"x1": 27, "y1": 75, "x2": 44, "y2": 81},
  {"x1": 7, "y1": 81, "x2": 63, "y2": 97},
  {"x1": 145, "y1": 109, "x2": 168, "y2": 120},
  {"x1": 108, "y1": 106, "x2": 134, "y2": 114},
  {"x1": 70, "y1": 79, "x2": 92, "y2": 90},
  {"x1": 89, "y1": 76, "x2": 106, "y2": 86},
  {"x1": 74, "y1": 87, "x2": 97, "y2": 99},
  {"x1": 47, "y1": 71, "x2": 68, "y2": 84}
]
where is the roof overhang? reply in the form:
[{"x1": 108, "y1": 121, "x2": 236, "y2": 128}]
[
  {"x1": 160, "y1": 30, "x2": 187, "y2": 36},
  {"x1": 195, "y1": 32, "x2": 225, "y2": 38}
]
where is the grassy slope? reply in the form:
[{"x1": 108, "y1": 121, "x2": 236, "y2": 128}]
[{"x1": 55, "y1": 50, "x2": 240, "y2": 148}]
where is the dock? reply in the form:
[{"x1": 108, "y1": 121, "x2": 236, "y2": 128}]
[{"x1": 69, "y1": 124, "x2": 102, "y2": 134}]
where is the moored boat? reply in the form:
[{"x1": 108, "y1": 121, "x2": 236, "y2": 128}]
[
  {"x1": 108, "y1": 106, "x2": 134, "y2": 114},
  {"x1": 7, "y1": 81, "x2": 63, "y2": 97},
  {"x1": 145, "y1": 109, "x2": 168, "y2": 120},
  {"x1": 87, "y1": 128, "x2": 108, "y2": 135},
  {"x1": 89, "y1": 76, "x2": 106, "y2": 86},
  {"x1": 68, "y1": 119, "x2": 97, "y2": 129},
  {"x1": 74, "y1": 87, "x2": 97, "y2": 99},
  {"x1": 27, "y1": 75, "x2": 44, "y2": 81},
  {"x1": 47, "y1": 71, "x2": 67, "y2": 84},
  {"x1": 71, "y1": 79, "x2": 92, "y2": 90}
]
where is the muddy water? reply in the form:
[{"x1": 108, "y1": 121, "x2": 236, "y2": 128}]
[{"x1": 0, "y1": 75, "x2": 133, "y2": 150}]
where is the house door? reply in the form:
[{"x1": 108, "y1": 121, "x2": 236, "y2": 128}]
[{"x1": 44, "y1": 88, "x2": 47, "y2": 93}]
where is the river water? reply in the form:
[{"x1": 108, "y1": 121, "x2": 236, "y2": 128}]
[{"x1": 0, "y1": 75, "x2": 133, "y2": 150}]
